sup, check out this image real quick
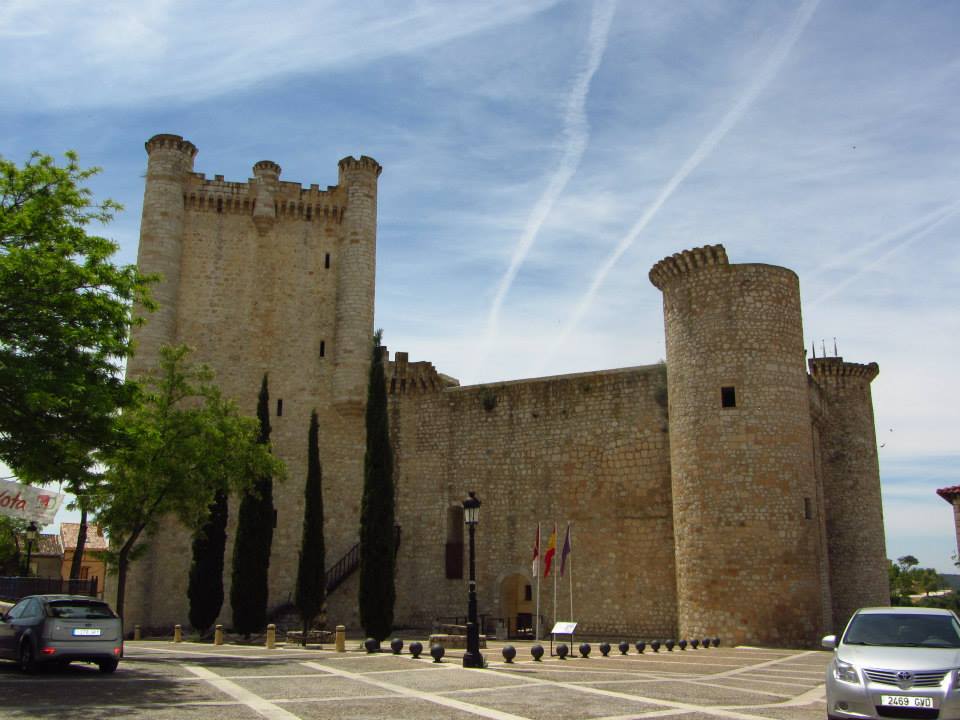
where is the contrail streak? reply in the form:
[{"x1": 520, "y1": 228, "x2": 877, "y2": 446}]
[
  {"x1": 541, "y1": 0, "x2": 821, "y2": 371},
  {"x1": 473, "y1": 0, "x2": 617, "y2": 377},
  {"x1": 807, "y1": 199, "x2": 960, "y2": 308}
]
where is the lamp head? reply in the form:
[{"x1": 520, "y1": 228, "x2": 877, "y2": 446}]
[{"x1": 462, "y1": 491, "x2": 481, "y2": 525}]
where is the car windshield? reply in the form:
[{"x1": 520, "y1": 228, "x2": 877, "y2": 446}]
[
  {"x1": 47, "y1": 601, "x2": 116, "y2": 620},
  {"x1": 843, "y1": 613, "x2": 960, "y2": 648}
]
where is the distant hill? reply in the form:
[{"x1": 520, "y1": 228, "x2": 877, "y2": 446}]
[{"x1": 940, "y1": 574, "x2": 960, "y2": 590}]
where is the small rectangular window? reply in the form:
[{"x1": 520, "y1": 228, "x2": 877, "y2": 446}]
[
  {"x1": 273, "y1": 509, "x2": 278, "y2": 529},
  {"x1": 524, "y1": 584, "x2": 532, "y2": 601},
  {"x1": 721, "y1": 386, "x2": 736, "y2": 408},
  {"x1": 324, "y1": 253, "x2": 331, "y2": 269},
  {"x1": 276, "y1": 398, "x2": 283, "y2": 416},
  {"x1": 804, "y1": 497, "x2": 812, "y2": 520},
  {"x1": 319, "y1": 340, "x2": 325, "y2": 358}
]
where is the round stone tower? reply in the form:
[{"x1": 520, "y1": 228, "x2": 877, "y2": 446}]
[
  {"x1": 809, "y1": 357, "x2": 887, "y2": 633},
  {"x1": 332, "y1": 155, "x2": 382, "y2": 413},
  {"x1": 650, "y1": 245, "x2": 825, "y2": 647},
  {"x1": 128, "y1": 134, "x2": 197, "y2": 377}
]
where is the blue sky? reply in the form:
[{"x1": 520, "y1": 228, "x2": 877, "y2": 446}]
[{"x1": 2, "y1": 0, "x2": 958, "y2": 572}]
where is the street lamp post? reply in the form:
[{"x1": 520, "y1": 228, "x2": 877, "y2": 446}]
[
  {"x1": 23, "y1": 521, "x2": 38, "y2": 577},
  {"x1": 462, "y1": 491, "x2": 484, "y2": 668}
]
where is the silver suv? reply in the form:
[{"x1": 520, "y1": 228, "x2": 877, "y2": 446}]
[{"x1": 824, "y1": 606, "x2": 960, "y2": 720}]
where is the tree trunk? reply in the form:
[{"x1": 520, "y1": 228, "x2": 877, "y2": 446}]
[{"x1": 69, "y1": 507, "x2": 88, "y2": 580}]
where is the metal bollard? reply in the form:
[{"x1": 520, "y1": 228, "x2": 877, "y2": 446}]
[
  {"x1": 214, "y1": 625, "x2": 224, "y2": 646},
  {"x1": 134, "y1": 625, "x2": 141, "y2": 641},
  {"x1": 335, "y1": 625, "x2": 346, "y2": 652},
  {"x1": 266, "y1": 624, "x2": 276, "y2": 649},
  {"x1": 174, "y1": 624, "x2": 182, "y2": 643}
]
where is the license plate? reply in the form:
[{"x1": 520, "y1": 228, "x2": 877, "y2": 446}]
[
  {"x1": 72, "y1": 628, "x2": 101, "y2": 637},
  {"x1": 880, "y1": 695, "x2": 934, "y2": 708}
]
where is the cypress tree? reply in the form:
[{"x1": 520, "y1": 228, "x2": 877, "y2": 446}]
[
  {"x1": 358, "y1": 330, "x2": 395, "y2": 642},
  {"x1": 231, "y1": 373, "x2": 275, "y2": 636},
  {"x1": 187, "y1": 490, "x2": 228, "y2": 636},
  {"x1": 295, "y1": 410, "x2": 325, "y2": 646}
]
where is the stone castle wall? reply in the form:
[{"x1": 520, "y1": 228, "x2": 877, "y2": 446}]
[
  {"x1": 651, "y1": 247, "x2": 827, "y2": 647},
  {"x1": 124, "y1": 136, "x2": 377, "y2": 630},
  {"x1": 809, "y1": 358, "x2": 889, "y2": 633},
  {"x1": 389, "y1": 364, "x2": 678, "y2": 638},
  {"x1": 122, "y1": 136, "x2": 888, "y2": 647}
]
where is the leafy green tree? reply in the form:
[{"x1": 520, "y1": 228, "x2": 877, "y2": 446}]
[
  {"x1": 0, "y1": 515, "x2": 25, "y2": 575},
  {"x1": 0, "y1": 150, "x2": 152, "y2": 490},
  {"x1": 187, "y1": 489, "x2": 228, "y2": 636},
  {"x1": 95, "y1": 346, "x2": 280, "y2": 619},
  {"x1": 231, "y1": 374, "x2": 276, "y2": 636},
  {"x1": 358, "y1": 330, "x2": 395, "y2": 642},
  {"x1": 295, "y1": 410, "x2": 325, "y2": 646}
]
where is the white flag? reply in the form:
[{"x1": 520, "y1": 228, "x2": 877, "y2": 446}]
[{"x1": 0, "y1": 479, "x2": 64, "y2": 525}]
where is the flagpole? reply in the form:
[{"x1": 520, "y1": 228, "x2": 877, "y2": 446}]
[
  {"x1": 568, "y1": 525, "x2": 574, "y2": 622},
  {"x1": 534, "y1": 522, "x2": 541, "y2": 641},
  {"x1": 552, "y1": 519, "x2": 557, "y2": 630}
]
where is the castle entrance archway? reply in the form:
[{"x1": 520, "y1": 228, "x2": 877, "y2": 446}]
[{"x1": 499, "y1": 573, "x2": 535, "y2": 639}]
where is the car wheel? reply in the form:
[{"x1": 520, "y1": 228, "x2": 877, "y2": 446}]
[
  {"x1": 19, "y1": 641, "x2": 37, "y2": 674},
  {"x1": 98, "y1": 659, "x2": 118, "y2": 674}
]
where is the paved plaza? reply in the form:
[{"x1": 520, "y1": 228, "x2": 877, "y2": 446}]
[{"x1": 0, "y1": 639, "x2": 832, "y2": 720}]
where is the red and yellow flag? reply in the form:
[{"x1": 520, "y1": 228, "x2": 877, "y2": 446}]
[{"x1": 543, "y1": 525, "x2": 557, "y2": 577}]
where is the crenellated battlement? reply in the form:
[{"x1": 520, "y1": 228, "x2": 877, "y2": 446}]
[
  {"x1": 338, "y1": 155, "x2": 382, "y2": 178},
  {"x1": 145, "y1": 133, "x2": 198, "y2": 158},
  {"x1": 649, "y1": 244, "x2": 729, "y2": 290},
  {"x1": 253, "y1": 160, "x2": 281, "y2": 177},
  {"x1": 386, "y1": 350, "x2": 459, "y2": 396},
  {"x1": 808, "y1": 356, "x2": 879, "y2": 383}
]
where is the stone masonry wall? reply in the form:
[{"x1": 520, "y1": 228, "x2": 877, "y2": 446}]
[
  {"x1": 390, "y1": 364, "x2": 678, "y2": 639},
  {"x1": 651, "y1": 246, "x2": 826, "y2": 648},
  {"x1": 124, "y1": 136, "x2": 376, "y2": 630},
  {"x1": 809, "y1": 357, "x2": 888, "y2": 634}
]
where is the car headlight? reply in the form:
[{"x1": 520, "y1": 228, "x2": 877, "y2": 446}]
[{"x1": 834, "y1": 660, "x2": 860, "y2": 685}]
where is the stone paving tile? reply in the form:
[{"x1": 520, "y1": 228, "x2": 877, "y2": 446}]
[
  {"x1": 733, "y1": 700, "x2": 828, "y2": 720},
  {"x1": 457, "y1": 683, "x2": 663, "y2": 720},
  {"x1": 579, "y1": 680, "x2": 790, "y2": 706},
  {"x1": 233, "y1": 674, "x2": 393, "y2": 700},
  {"x1": 303, "y1": 654, "x2": 433, "y2": 673},
  {"x1": 1, "y1": 705, "x2": 259, "y2": 720},
  {"x1": 705, "y1": 678, "x2": 818, "y2": 696},
  {"x1": 0, "y1": 673, "x2": 224, "y2": 710},
  {"x1": 371, "y1": 667, "x2": 536, "y2": 693},
  {"x1": 283, "y1": 696, "x2": 488, "y2": 719},
  {"x1": 195, "y1": 659, "x2": 326, "y2": 677}
]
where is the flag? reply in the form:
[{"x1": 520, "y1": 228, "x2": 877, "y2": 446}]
[
  {"x1": 560, "y1": 523, "x2": 572, "y2": 577},
  {"x1": 531, "y1": 524, "x2": 540, "y2": 576},
  {"x1": 543, "y1": 524, "x2": 557, "y2": 577}
]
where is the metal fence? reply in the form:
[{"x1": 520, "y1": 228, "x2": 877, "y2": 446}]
[{"x1": 0, "y1": 576, "x2": 99, "y2": 602}]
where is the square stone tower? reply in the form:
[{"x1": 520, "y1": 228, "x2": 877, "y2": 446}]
[{"x1": 123, "y1": 134, "x2": 380, "y2": 630}]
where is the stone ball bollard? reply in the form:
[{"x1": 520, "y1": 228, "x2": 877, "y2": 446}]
[
  {"x1": 678, "y1": 639, "x2": 687, "y2": 650},
  {"x1": 618, "y1": 641, "x2": 630, "y2": 655},
  {"x1": 635, "y1": 640, "x2": 646, "y2": 654},
  {"x1": 409, "y1": 641, "x2": 423, "y2": 659},
  {"x1": 531, "y1": 644, "x2": 544, "y2": 661},
  {"x1": 430, "y1": 644, "x2": 445, "y2": 663},
  {"x1": 502, "y1": 645, "x2": 516, "y2": 663},
  {"x1": 390, "y1": 638, "x2": 404, "y2": 655},
  {"x1": 690, "y1": 638, "x2": 700, "y2": 649},
  {"x1": 665, "y1": 639, "x2": 675, "y2": 652},
  {"x1": 599, "y1": 642, "x2": 611, "y2": 657},
  {"x1": 712, "y1": 637, "x2": 721, "y2": 648},
  {"x1": 650, "y1": 640, "x2": 660, "y2": 653},
  {"x1": 702, "y1": 638, "x2": 710, "y2": 649},
  {"x1": 364, "y1": 637, "x2": 380, "y2": 654},
  {"x1": 556, "y1": 643, "x2": 569, "y2": 660},
  {"x1": 579, "y1": 643, "x2": 591, "y2": 658}
]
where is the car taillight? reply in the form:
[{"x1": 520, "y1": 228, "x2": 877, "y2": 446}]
[
  {"x1": 41, "y1": 647, "x2": 56, "y2": 655},
  {"x1": 114, "y1": 646, "x2": 121, "y2": 655}
]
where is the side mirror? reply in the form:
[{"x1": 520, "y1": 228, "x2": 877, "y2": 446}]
[{"x1": 821, "y1": 634, "x2": 837, "y2": 649}]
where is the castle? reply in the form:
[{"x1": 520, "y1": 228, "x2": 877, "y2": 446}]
[{"x1": 123, "y1": 134, "x2": 889, "y2": 648}]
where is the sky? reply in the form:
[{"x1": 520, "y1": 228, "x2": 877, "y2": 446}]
[{"x1": 1, "y1": 0, "x2": 958, "y2": 572}]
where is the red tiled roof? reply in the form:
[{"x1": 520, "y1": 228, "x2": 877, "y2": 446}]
[
  {"x1": 59, "y1": 522, "x2": 108, "y2": 551},
  {"x1": 16, "y1": 532, "x2": 62, "y2": 557},
  {"x1": 937, "y1": 486, "x2": 960, "y2": 503}
]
